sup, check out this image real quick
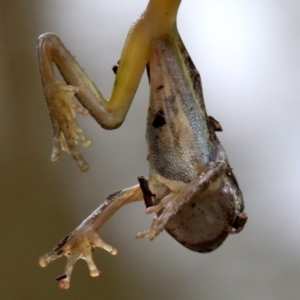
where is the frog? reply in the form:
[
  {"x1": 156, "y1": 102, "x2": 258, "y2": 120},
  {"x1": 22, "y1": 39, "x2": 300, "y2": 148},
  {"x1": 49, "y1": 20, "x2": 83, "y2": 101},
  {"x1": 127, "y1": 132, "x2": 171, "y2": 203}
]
[{"x1": 37, "y1": 0, "x2": 247, "y2": 290}]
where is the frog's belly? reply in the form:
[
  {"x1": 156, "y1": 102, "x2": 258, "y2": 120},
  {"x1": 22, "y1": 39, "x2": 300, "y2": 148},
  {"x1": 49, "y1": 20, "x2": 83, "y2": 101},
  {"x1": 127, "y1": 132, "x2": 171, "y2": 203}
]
[{"x1": 164, "y1": 189, "x2": 236, "y2": 253}]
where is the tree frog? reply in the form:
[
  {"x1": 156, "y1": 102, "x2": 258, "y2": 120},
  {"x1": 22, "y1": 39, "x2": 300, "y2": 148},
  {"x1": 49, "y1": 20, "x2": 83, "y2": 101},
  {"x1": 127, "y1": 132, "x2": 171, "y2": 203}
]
[{"x1": 37, "y1": 0, "x2": 247, "y2": 290}]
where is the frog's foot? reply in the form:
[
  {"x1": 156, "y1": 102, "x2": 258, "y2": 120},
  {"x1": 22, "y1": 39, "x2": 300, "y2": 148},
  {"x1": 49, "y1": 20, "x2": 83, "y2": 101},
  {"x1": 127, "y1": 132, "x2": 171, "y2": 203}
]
[
  {"x1": 39, "y1": 222, "x2": 117, "y2": 290},
  {"x1": 46, "y1": 80, "x2": 91, "y2": 171}
]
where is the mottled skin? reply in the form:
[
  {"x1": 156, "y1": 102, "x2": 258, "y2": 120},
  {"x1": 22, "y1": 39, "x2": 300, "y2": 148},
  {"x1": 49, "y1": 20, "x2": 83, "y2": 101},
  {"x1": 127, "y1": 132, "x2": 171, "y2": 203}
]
[
  {"x1": 146, "y1": 35, "x2": 244, "y2": 252},
  {"x1": 37, "y1": 0, "x2": 247, "y2": 290}
]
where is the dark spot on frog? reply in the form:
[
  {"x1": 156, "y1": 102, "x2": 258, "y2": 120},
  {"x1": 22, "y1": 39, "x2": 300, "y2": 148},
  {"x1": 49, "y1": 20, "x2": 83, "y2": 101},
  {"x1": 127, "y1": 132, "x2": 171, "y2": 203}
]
[
  {"x1": 137, "y1": 176, "x2": 155, "y2": 208},
  {"x1": 208, "y1": 115, "x2": 223, "y2": 132},
  {"x1": 152, "y1": 109, "x2": 166, "y2": 128},
  {"x1": 189, "y1": 202, "x2": 196, "y2": 209},
  {"x1": 112, "y1": 60, "x2": 120, "y2": 75},
  {"x1": 56, "y1": 274, "x2": 67, "y2": 281},
  {"x1": 157, "y1": 85, "x2": 164, "y2": 90},
  {"x1": 112, "y1": 65, "x2": 118, "y2": 74},
  {"x1": 107, "y1": 190, "x2": 122, "y2": 201},
  {"x1": 53, "y1": 233, "x2": 71, "y2": 252}
]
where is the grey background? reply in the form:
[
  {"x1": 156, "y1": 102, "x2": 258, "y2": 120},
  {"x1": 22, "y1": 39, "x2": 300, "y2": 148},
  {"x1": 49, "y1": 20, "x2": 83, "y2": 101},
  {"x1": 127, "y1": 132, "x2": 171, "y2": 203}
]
[{"x1": 1, "y1": 0, "x2": 299, "y2": 299}]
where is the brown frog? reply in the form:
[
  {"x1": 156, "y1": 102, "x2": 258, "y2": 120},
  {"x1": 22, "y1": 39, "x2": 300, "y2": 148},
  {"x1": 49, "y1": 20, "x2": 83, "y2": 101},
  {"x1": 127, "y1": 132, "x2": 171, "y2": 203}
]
[{"x1": 37, "y1": 0, "x2": 247, "y2": 290}]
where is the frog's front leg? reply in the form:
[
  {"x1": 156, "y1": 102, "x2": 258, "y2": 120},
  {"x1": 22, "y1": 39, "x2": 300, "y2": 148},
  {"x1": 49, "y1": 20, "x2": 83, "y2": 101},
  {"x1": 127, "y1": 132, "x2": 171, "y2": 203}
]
[
  {"x1": 39, "y1": 184, "x2": 143, "y2": 289},
  {"x1": 37, "y1": 0, "x2": 181, "y2": 171},
  {"x1": 137, "y1": 161, "x2": 227, "y2": 240}
]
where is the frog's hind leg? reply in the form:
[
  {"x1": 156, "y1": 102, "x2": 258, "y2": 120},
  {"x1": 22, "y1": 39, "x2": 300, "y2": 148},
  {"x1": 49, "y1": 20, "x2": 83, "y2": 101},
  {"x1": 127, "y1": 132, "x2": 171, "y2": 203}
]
[
  {"x1": 136, "y1": 161, "x2": 227, "y2": 241},
  {"x1": 37, "y1": 30, "x2": 149, "y2": 171},
  {"x1": 39, "y1": 184, "x2": 143, "y2": 289}
]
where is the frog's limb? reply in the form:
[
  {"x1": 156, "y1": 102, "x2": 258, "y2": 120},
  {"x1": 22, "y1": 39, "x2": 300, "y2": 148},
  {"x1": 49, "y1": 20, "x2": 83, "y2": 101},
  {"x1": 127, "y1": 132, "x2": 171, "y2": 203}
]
[
  {"x1": 39, "y1": 184, "x2": 143, "y2": 289},
  {"x1": 136, "y1": 161, "x2": 227, "y2": 240},
  {"x1": 37, "y1": 0, "x2": 181, "y2": 171}
]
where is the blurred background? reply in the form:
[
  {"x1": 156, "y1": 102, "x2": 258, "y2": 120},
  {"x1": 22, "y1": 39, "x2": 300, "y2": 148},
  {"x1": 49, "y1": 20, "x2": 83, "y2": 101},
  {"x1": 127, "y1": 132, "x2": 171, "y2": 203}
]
[{"x1": 0, "y1": 0, "x2": 299, "y2": 299}]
